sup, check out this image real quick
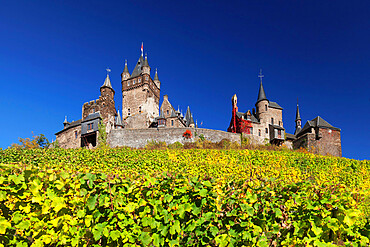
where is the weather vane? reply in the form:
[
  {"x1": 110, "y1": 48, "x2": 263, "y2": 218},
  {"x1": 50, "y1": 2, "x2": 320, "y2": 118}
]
[
  {"x1": 106, "y1": 68, "x2": 111, "y2": 75},
  {"x1": 258, "y1": 69, "x2": 264, "y2": 83}
]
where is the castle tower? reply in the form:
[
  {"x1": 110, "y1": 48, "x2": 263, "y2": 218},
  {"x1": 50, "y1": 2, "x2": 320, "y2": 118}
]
[
  {"x1": 153, "y1": 68, "x2": 161, "y2": 89},
  {"x1": 121, "y1": 60, "x2": 130, "y2": 82},
  {"x1": 99, "y1": 71, "x2": 116, "y2": 123},
  {"x1": 294, "y1": 103, "x2": 302, "y2": 135},
  {"x1": 255, "y1": 70, "x2": 269, "y2": 122},
  {"x1": 121, "y1": 44, "x2": 160, "y2": 128},
  {"x1": 142, "y1": 54, "x2": 151, "y2": 75}
]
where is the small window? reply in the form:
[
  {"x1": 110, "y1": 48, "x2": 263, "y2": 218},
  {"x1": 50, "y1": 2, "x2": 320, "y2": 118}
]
[
  {"x1": 128, "y1": 109, "x2": 130, "y2": 116},
  {"x1": 265, "y1": 128, "x2": 268, "y2": 134},
  {"x1": 271, "y1": 118, "x2": 274, "y2": 125},
  {"x1": 167, "y1": 110, "x2": 169, "y2": 115},
  {"x1": 250, "y1": 127, "x2": 253, "y2": 135},
  {"x1": 265, "y1": 105, "x2": 267, "y2": 111},
  {"x1": 279, "y1": 121, "x2": 281, "y2": 126},
  {"x1": 258, "y1": 129, "x2": 261, "y2": 136},
  {"x1": 145, "y1": 76, "x2": 148, "y2": 81},
  {"x1": 91, "y1": 123, "x2": 93, "y2": 129},
  {"x1": 171, "y1": 120, "x2": 174, "y2": 126},
  {"x1": 139, "y1": 106, "x2": 141, "y2": 113},
  {"x1": 278, "y1": 129, "x2": 282, "y2": 135},
  {"x1": 123, "y1": 75, "x2": 126, "y2": 78},
  {"x1": 75, "y1": 131, "x2": 78, "y2": 139},
  {"x1": 133, "y1": 80, "x2": 136, "y2": 85},
  {"x1": 128, "y1": 81, "x2": 130, "y2": 86},
  {"x1": 138, "y1": 78, "x2": 141, "y2": 83}
]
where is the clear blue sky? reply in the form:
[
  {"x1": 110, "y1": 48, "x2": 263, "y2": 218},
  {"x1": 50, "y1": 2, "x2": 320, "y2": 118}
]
[{"x1": 0, "y1": 1, "x2": 369, "y2": 160}]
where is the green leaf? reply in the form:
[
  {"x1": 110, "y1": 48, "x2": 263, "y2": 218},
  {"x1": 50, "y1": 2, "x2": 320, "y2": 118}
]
[
  {"x1": 17, "y1": 220, "x2": 31, "y2": 230},
  {"x1": 210, "y1": 226, "x2": 219, "y2": 237},
  {"x1": 199, "y1": 188, "x2": 208, "y2": 197},
  {"x1": 139, "y1": 232, "x2": 152, "y2": 246},
  {"x1": 0, "y1": 217, "x2": 11, "y2": 234},
  {"x1": 110, "y1": 230, "x2": 121, "y2": 241},
  {"x1": 0, "y1": 191, "x2": 6, "y2": 201},
  {"x1": 85, "y1": 215, "x2": 93, "y2": 227},
  {"x1": 87, "y1": 194, "x2": 98, "y2": 211},
  {"x1": 152, "y1": 233, "x2": 162, "y2": 247},
  {"x1": 203, "y1": 180, "x2": 212, "y2": 187}
]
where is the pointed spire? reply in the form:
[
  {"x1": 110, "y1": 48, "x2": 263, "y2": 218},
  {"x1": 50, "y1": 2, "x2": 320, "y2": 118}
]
[
  {"x1": 123, "y1": 60, "x2": 129, "y2": 73},
  {"x1": 185, "y1": 106, "x2": 191, "y2": 122},
  {"x1": 101, "y1": 68, "x2": 113, "y2": 88},
  {"x1": 154, "y1": 68, "x2": 159, "y2": 81},
  {"x1": 256, "y1": 69, "x2": 267, "y2": 103},
  {"x1": 143, "y1": 53, "x2": 149, "y2": 67},
  {"x1": 116, "y1": 110, "x2": 123, "y2": 127},
  {"x1": 63, "y1": 116, "x2": 68, "y2": 124},
  {"x1": 296, "y1": 103, "x2": 301, "y2": 121}
]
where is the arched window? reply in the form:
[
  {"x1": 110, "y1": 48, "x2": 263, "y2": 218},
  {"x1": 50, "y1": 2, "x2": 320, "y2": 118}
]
[
  {"x1": 139, "y1": 106, "x2": 141, "y2": 113},
  {"x1": 258, "y1": 129, "x2": 261, "y2": 136},
  {"x1": 265, "y1": 128, "x2": 268, "y2": 134}
]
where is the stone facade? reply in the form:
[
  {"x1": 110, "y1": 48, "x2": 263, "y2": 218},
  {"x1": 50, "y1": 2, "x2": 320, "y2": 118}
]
[
  {"x1": 108, "y1": 128, "x2": 241, "y2": 148},
  {"x1": 55, "y1": 124, "x2": 81, "y2": 149},
  {"x1": 294, "y1": 127, "x2": 341, "y2": 157}
]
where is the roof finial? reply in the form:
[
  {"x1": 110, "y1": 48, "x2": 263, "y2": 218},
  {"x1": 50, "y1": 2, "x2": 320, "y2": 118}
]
[
  {"x1": 125, "y1": 59, "x2": 127, "y2": 65},
  {"x1": 258, "y1": 69, "x2": 264, "y2": 83},
  {"x1": 106, "y1": 68, "x2": 111, "y2": 76},
  {"x1": 141, "y1": 42, "x2": 144, "y2": 57},
  {"x1": 63, "y1": 116, "x2": 68, "y2": 124}
]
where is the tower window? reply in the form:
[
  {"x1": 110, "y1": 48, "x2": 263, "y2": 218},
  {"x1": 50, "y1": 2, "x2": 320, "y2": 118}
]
[
  {"x1": 279, "y1": 121, "x2": 281, "y2": 126},
  {"x1": 138, "y1": 78, "x2": 141, "y2": 83},
  {"x1": 171, "y1": 120, "x2": 174, "y2": 126},
  {"x1": 145, "y1": 76, "x2": 148, "y2": 81},
  {"x1": 139, "y1": 106, "x2": 141, "y2": 113},
  {"x1": 123, "y1": 75, "x2": 126, "y2": 78},
  {"x1": 128, "y1": 81, "x2": 130, "y2": 86},
  {"x1": 128, "y1": 109, "x2": 130, "y2": 116},
  {"x1": 75, "y1": 131, "x2": 78, "y2": 139},
  {"x1": 133, "y1": 80, "x2": 136, "y2": 85},
  {"x1": 258, "y1": 129, "x2": 261, "y2": 136},
  {"x1": 265, "y1": 128, "x2": 268, "y2": 134},
  {"x1": 271, "y1": 118, "x2": 274, "y2": 125},
  {"x1": 167, "y1": 110, "x2": 169, "y2": 115},
  {"x1": 265, "y1": 105, "x2": 267, "y2": 111}
]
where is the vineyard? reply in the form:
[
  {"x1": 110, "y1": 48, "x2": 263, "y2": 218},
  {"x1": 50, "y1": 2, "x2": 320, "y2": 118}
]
[{"x1": 0, "y1": 148, "x2": 369, "y2": 246}]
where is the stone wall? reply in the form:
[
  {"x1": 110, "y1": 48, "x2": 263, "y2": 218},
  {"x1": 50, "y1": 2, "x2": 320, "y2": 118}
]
[
  {"x1": 56, "y1": 125, "x2": 81, "y2": 149},
  {"x1": 108, "y1": 128, "x2": 241, "y2": 148},
  {"x1": 293, "y1": 128, "x2": 342, "y2": 157}
]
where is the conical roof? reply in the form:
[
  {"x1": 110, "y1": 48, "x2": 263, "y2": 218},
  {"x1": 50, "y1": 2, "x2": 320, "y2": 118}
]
[
  {"x1": 143, "y1": 54, "x2": 149, "y2": 67},
  {"x1": 101, "y1": 74, "x2": 113, "y2": 89},
  {"x1": 296, "y1": 104, "x2": 301, "y2": 121},
  {"x1": 184, "y1": 106, "x2": 191, "y2": 123},
  {"x1": 189, "y1": 114, "x2": 195, "y2": 126},
  {"x1": 154, "y1": 68, "x2": 159, "y2": 81},
  {"x1": 115, "y1": 110, "x2": 123, "y2": 126},
  {"x1": 256, "y1": 82, "x2": 267, "y2": 103},
  {"x1": 170, "y1": 109, "x2": 177, "y2": 118},
  {"x1": 131, "y1": 55, "x2": 144, "y2": 78},
  {"x1": 123, "y1": 60, "x2": 129, "y2": 73}
]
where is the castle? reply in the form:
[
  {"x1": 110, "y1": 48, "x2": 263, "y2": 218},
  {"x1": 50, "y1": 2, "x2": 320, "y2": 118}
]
[
  {"x1": 55, "y1": 45, "x2": 196, "y2": 149},
  {"x1": 227, "y1": 70, "x2": 342, "y2": 156},
  {"x1": 55, "y1": 45, "x2": 341, "y2": 157}
]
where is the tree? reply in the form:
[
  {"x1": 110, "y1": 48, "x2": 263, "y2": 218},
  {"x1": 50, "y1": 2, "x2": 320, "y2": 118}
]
[{"x1": 10, "y1": 133, "x2": 50, "y2": 149}]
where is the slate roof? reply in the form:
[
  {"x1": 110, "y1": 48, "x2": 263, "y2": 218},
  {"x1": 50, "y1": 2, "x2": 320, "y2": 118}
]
[
  {"x1": 82, "y1": 112, "x2": 101, "y2": 123},
  {"x1": 143, "y1": 54, "x2": 149, "y2": 67},
  {"x1": 269, "y1": 101, "x2": 283, "y2": 110},
  {"x1": 170, "y1": 109, "x2": 177, "y2": 118},
  {"x1": 285, "y1": 133, "x2": 296, "y2": 140},
  {"x1": 296, "y1": 104, "x2": 301, "y2": 120},
  {"x1": 154, "y1": 68, "x2": 159, "y2": 81},
  {"x1": 123, "y1": 60, "x2": 129, "y2": 73},
  {"x1": 131, "y1": 55, "x2": 144, "y2": 78},
  {"x1": 269, "y1": 124, "x2": 285, "y2": 130},
  {"x1": 101, "y1": 74, "x2": 113, "y2": 89},
  {"x1": 236, "y1": 111, "x2": 260, "y2": 123},
  {"x1": 115, "y1": 111, "x2": 123, "y2": 126},
  {"x1": 55, "y1": 119, "x2": 82, "y2": 135},
  {"x1": 256, "y1": 82, "x2": 267, "y2": 104},
  {"x1": 297, "y1": 116, "x2": 340, "y2": 137}
]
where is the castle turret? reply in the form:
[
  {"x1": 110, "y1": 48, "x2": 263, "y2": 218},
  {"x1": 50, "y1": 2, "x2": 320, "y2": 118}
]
[
  {"x1": 153, "y1": 68, "x2": 161, "y2": 89},
  {"x1": 255, "y1": 70, "x2": 269, "y2": 121},
  {"x1": 100, "y1": 71, "x2": 115, "y2": 98},
  {"x1": 142, "y1": 53, "x2": 151, "y2": 75},
  {"x1": 121, "y1": 60, "x2": 130, "y2": 81},
  {"x1": 294, "y1": 103, "x2": 302, "y2": 135},
  {"x1": 63, "y1": 116, "x2": 69, "y2": 128}
]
